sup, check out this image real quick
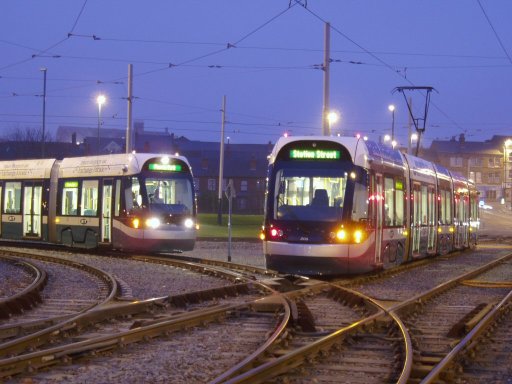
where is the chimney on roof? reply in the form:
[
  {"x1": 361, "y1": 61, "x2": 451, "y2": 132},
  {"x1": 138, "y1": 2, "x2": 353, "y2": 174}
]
[{"x1": 459, "y1": 133, "x2": 465, "y2": 143}]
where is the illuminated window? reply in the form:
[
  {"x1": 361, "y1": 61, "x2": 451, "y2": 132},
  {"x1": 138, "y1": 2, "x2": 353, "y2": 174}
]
[
  {"x1": 62, "y1": 181, "x2": 79, "y2": 215},
  {"x1": 81, "y1": 180, "x2": 98, "y2": 216},
  {"x1": 4, "y1": 182, "x2": 21, "y2": 214}
]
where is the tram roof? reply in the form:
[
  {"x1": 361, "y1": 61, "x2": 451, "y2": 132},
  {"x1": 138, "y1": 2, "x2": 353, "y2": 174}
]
[
  {"x1": 269, "y1": 136, "x2": 406, "y2": 170},
  {"x1": 58, "y1": 153, "x2": 191, "y2": 178},
  {"x1": 0, "y1": 158, "x2": 57, "y2": 180}
]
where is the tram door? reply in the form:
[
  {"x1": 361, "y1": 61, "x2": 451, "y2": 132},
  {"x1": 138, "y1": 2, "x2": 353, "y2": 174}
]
[
  {"x1": 411, "y1": 184, "x2": 421, "y2": 254},
  {"x1": 374, "y1": 175, "x2": 383, "y2": 265},
  {"x1": 101, "y1": 180, "x2": 113, "y2": 243},
  {"x1": 23, "y1": 182, "x2": 42, "y2": 238}
]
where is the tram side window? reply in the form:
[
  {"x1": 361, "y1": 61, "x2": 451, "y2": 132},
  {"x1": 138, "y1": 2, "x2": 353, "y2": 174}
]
[
  {"x1": 421, "y1": 185, "x2": 428, "y2": 225},
  {"x1": 4, "y1": 182, "x2": 21, "y2": 214},
  {"x1": 383, "y1": 177, "x2": 404, "y2": 227},
  {"x1": 114, "y1": 179, "x2": 121, "y2": 217},
  {"x1": 125, "y1": 177, "x2": 141, "y2": 212},
  {"x1": 395, "y1": 180, "x2": 404, "y2": 226},
  {"x1": 384, "y1": 177, "x2": 394, "y2": 226},
  {"x1": 62, "y1": 181, "x2": 79, "y2": 215},
  {"x1": 352, "y1": 182, "x2": 368, "y2": 222},
  {"x1": 446, "y1": 191, "x2": 452, "y2": 224},
  {"x1": 440, "y1": 189, "x2": 452, "y2": 225},
  {"x1": 81, "y1": 180, "x2": 98, "y2": 216}
]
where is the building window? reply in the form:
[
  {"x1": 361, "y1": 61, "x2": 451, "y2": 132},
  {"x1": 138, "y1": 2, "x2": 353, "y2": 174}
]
[
  {"x1": 475, "y1": 172, "x2": 482, "y2": 183},
  {"x1": 469, "y1": 157, "x2": 482, "y2": 167},
  {"x1": 207, "y1": 179, "x2": 216, "y2": 191},
  {"x1": 238, "y1": 198, "x2": 247, "y2": 210},
  {"x1": 486, "y1": 190, "x2": 497, "y2": 199},
  {"x1": 488, "y1": 157, "x2": 500, "y2": 168},
  {"x1": 201, "y1": 158, "x2": 208, "y2": 170},
  {"x1": 487, "y1": 172, "x2": 500, "y2": 184},
  {"x1": 241, "y1": 180, "x2": 248, "y2": 192},
  {"x1": 449, "y1": 157, "x2": 463, "y2": 167}
]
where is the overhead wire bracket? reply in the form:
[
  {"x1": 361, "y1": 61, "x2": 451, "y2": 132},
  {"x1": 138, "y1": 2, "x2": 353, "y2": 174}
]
[{"x1": 392, "y1": 86, "x2": 437, "y2": 156}]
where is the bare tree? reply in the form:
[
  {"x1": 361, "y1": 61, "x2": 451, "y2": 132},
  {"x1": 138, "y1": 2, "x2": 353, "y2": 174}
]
[{"x1": 6, "y1": 127, "x2": 53, "y2": 142}]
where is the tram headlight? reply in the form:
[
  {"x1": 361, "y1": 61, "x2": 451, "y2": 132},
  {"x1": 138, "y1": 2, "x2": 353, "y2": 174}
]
[
  {"x1": 184, "y1": 218, "x2": 194, "y2": 229},
  {"x1": 132, "y1": 218, "x2": 141, "y2": 229},
  {"x1": 336, "y1": 229, "x2": 347, "y2": 241},
  {"x1": 145, "y1": 217, "x2": 161, "y2": 229}
]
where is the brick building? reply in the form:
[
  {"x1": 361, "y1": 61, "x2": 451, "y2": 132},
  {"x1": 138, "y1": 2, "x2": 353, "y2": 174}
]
[{"x1": 424, "y1": 134, "x2": 511, "y2": 204}]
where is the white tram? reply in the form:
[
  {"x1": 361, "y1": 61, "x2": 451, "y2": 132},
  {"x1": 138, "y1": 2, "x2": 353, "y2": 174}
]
[
  {"x1": 0, "y1": 153, "x2": 197, "y2": 252},
  {"x1": 262, "y1": 136, "x2": 479, "y2": 276}
]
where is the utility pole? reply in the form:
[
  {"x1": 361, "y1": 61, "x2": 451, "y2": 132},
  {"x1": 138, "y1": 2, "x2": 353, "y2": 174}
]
[
  {"x1": 217, "y1": 95, "x2": 226, "y2": 225},
  {"x1": 407, "y1": 97, "x2": 412, "y2": 155},
  {"x1": 126, "y1": 64, "x2": 133, "y2": 153},
  {"x1": 322, "y1": 22, "x2": 331, "y2": 136},
  {"x1": 40, "y1": 68, "x2": 47, "y2": 158}
]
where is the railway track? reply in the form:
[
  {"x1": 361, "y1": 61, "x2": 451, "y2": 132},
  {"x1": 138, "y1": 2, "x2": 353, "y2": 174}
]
[
  {"x1": 220, "y1": 251, "x2": 512, "y2": 383},
  {"x1": 0, "y1": 244, "x2": 510, "y2": 383},
  {"x1": 0, "y1": 256, "x2": 47, "y2": 320},
  {"x1": 0, "y1": 250, "x2": 117, "y2": 342}
]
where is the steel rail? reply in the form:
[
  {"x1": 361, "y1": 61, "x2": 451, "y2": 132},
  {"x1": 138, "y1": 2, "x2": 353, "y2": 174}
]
[
  {"x1": 0, "y1": 298, "x2": 288, "y2": 379},
  {"x1": 420, "y1": 287, "x2": 512, "y2": 383},
  {"x1": 0, "y1": 256, "x2": 47, "y2": 319},
  {"x1": 388, "y1": 252, "x2": 512, "y2": 314},
  {"x1": 209, "y1": 294, "x2": 291, "y2": 383}
]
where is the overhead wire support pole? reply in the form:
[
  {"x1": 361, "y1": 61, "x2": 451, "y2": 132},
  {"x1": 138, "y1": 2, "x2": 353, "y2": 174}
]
[
  {"x1": 126, "y1": 64, "x2": 133, "y2": 153},
  {"x1": 392, "y1": 86, "x2": 436, "y2": 156},
  {"x1": 217, "y1": 95, "x2": 226, "y2": 225},
  {"x1": 322, "y1": 22, "x2": 331, "y2": 136},
  {"x1": 40, "y1": 67, "x2": 47, "y2": 158}
]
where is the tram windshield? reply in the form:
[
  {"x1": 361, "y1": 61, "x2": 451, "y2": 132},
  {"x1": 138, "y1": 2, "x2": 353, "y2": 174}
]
[
  {"x1": 124, "y1": 175, "x2": 194, "y2": 215},
  {"x1": 273, "y1": 167, "x2": 367, "y2": 222},
  {"x1": 145, "y1": 178, "x2": 193, "y2": 214}
]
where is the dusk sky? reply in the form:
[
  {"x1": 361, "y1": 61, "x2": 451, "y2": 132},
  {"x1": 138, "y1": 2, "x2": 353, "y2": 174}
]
[{"x1": 1, "y1": 1, "x2": 511, "y2": 147}]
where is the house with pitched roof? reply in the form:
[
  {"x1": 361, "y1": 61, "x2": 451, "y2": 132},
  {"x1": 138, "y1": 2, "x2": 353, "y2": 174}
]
[{"x1": 424, "y1": 134, "x2": 511, "y2": 204}]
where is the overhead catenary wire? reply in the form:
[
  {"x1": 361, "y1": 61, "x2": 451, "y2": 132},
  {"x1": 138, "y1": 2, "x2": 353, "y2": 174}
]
[{"x1": 476, "y1": 0, "x2": 512, "y2": 65}]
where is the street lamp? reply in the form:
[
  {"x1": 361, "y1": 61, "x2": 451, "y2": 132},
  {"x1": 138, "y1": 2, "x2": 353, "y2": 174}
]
[
  {"x1": 327, "y1": 110, "x2": 340, "y2": 135},
  {"x1": 388, "y1": 104, "x2": 395, "y2": 143},
  {"x1": 96, "y1": 94, "x2": 106, "y2": 153}
]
